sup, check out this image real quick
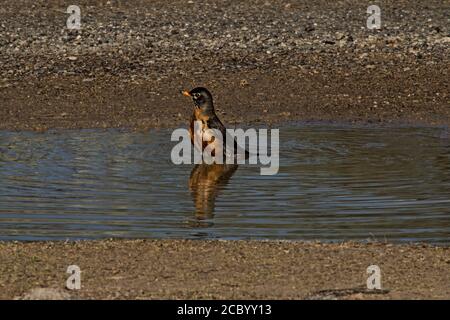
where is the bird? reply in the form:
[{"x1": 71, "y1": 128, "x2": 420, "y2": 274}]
[
  {"x1": 181, "y1": 87, "x2": 249, "y2": 161},
  {"x1": 181, "y1": 87, "x2": 240, "y2": 218}
]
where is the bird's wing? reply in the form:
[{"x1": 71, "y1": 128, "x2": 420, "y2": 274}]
[
  {"x1": 206, "y1": 115, "x2": 226, "y2": 135},
  {"x1": 206, "y1": 115, "x2": 250, "y2": 161},
  {"x1": 205, "y1": 116, "x2": 226, "y2": 146}
]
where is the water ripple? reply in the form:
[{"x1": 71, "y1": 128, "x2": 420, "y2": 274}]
[{"x1": 0, "y1": 126, "x2": 449, "y2": 243}]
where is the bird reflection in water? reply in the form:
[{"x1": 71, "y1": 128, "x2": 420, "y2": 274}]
[{"x1": 189, "y1": 163, "x2": 238, "y2": 220}]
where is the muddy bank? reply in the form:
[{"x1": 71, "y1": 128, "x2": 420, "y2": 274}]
[
  {"x1": 1, "y1": 65, "x2": 449, "y2": 131},
  {"x1": 0, "y1": 240, "x2": 449, "y2": 300},
  {"x1": 0, "y1": 0, "x2": 449, "y2": 130}
]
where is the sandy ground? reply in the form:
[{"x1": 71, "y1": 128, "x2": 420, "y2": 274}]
[
  {"x1": 0, "y1": 0, "x2": 448, "y2": 130},
  {"x1": 0, "y1": 240, "x2": 449, "y2": 300}
]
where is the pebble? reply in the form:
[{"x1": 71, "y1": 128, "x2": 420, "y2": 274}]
[{"x1": 0, "y1": 1, "x2": 446, "y2": 81}]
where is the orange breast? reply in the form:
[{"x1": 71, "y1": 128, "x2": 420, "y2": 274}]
[{"x1": 189, "y1": 115, "x2": 219, "y2": 157}]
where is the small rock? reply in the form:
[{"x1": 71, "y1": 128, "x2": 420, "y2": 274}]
[{"x1": 16, "y1": 288, "x2": 72, "y2": 300}]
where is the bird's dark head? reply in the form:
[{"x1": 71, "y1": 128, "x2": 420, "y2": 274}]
[{"x1": 181, "y1": 87, "x2": 214, "y2": 113}]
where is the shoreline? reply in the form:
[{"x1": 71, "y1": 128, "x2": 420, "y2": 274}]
[
  {"x1": 1, "y1": 65, "x2": 449, "y2": 131},
  {"x1": 1, "y1": 118, "x2": 449, "y2": 134},
  {"x1": 1, "y1": 239, "x2": 449, "y2": 300}
]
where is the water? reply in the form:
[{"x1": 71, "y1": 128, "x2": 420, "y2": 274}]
[{"x1": 0, "y1": 125, "x2": 449, "y2": 243}]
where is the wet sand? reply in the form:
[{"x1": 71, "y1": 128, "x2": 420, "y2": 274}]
[{"x1": 0, "y1": 240, "x2": 449, "y2": 300}]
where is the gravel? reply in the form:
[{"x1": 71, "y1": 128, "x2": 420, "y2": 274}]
[
  {"x1": 0, "y1": 0, "x2": 448, "y2": 130},
  {"x1": 0, "y1": 0, "x2": 448, "y2": 81}
]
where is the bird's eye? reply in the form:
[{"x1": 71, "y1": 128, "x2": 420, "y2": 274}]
[{"x1": 193, "y1": 93, "x2": 201, "y2": 99}]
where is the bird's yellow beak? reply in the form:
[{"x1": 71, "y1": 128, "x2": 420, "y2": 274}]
[{"x1": 182, "y1": 90, "x2": 191, "y2": 97}]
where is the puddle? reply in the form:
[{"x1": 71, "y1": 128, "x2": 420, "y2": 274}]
[{"x1": 0, "y1": 125, "x2": 449, "y2": 243}]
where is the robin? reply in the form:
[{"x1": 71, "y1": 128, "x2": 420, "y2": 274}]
[
  {"x1": 181, "y1": 87, "x2": 249, "y2": 161},
  {"x1": 181, "y1": 87, "x2": 241, "y2": 217}
]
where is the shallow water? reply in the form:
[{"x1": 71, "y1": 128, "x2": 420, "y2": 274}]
[{"x1": 0, "y1": 125, "x2": 449, "y2": 243}]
